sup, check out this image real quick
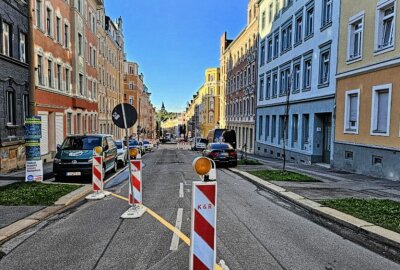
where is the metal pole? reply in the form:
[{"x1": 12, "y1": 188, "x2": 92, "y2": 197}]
[
  {"x1": 121, "y1": 104, "x2": 134, "y2": 209},
  {"x1": 28, "y1": 0, "x2": 35, "y2": 116}
]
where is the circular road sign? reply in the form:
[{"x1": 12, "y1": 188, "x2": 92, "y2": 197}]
[{"x1": 112, "y1": 103, "x2": 137, "y2": 129}]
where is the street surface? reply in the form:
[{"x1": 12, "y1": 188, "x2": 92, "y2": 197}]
[{"x1": 0, "y1": 144, "x2": 399, "y2": 270}]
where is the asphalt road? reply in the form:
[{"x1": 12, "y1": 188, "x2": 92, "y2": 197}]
[{"x1": 0, "y1": 145, "x2": 399, "y2": 270}]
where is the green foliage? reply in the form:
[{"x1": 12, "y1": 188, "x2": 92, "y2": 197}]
[
  {"x1": 0, "y1": 182, "x2": 82, "y2": 206},
  {"x1": 248, "y1": 170, "x2": 316, "y2": 182},
  {"x1": 322, "y1": 198, "x2": 400, "y2": 234},
  {"x1": 238, "y1": 159, "x2": 263, "y2": 165}
]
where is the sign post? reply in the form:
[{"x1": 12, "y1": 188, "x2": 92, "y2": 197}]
[
  {"x1": 24, "y1": 116, "x2": 43, "y2": 182},
  {"x1": 112, "y1": 103, "x2": 145, "y2": 219}
]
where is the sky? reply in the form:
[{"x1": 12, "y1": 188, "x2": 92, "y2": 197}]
[{"x1": 105, "y1": 0, "x2": 248, "y2": 112}]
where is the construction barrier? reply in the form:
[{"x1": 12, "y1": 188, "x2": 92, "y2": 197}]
[
  {"x1": 190, "y1": 181, "x2": 217, "y2": 270},
  {"x1": 177, "y1": 141, "x2": 191, "y2": 150},
  {"x1": 86, "y1": 148, "x2": 109, "y2": 200}
]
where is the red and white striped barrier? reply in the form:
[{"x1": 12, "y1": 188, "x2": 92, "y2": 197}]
[
  {"x1": 121, "y1": 158, "x2": 146, "y2": 219},
  {"x1": 129, "y1": 160, "x2": 142, "y2": 205},
  {"x1": 86, "y1": 151, "x2": 110, "y2": 200},
  {"x1": 190, "y1": 181, "x2": 217, "y2": 270}
]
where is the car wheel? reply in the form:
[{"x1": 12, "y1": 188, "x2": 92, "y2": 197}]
[{"x1": 112, "y1": 159, "x2": 117, "y2": 173}]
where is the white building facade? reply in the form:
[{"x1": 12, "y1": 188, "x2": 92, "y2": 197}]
[{"x1": 256, "y1": 0, "x2": 340, "y2": 164}]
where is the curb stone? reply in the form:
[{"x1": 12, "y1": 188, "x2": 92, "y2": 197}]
[
  {"x1": 228, "y1": 167, "x2": 400, "y2": 262},
  {"x1": 0, "y1": 185, "x2": 92, "y2": 246}
]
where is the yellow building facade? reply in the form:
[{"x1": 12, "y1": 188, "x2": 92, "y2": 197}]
[{"x1": 334, "y1": 0, "x2": 400, "y2": 180}]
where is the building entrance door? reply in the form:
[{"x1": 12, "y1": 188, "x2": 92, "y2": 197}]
[{"x1": 322, "y1": 114, "x2": 332, "y2": 164}]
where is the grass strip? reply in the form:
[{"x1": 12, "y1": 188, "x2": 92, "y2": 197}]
[
  {"x1": 248, "y1": 170, "x2": 316, "y2": 182},
  {"x1": 0, "y1": 182, "x2": 82, "y2": 206},
  {"x1": 238, "y1": 159, "x2": 263, "y2": 165},
  {"x1": 322, "y1": 198, "x2": 400, "y2": 234}
]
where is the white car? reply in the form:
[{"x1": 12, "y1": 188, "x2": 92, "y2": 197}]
[
  {"x1": 192, "y1": 138, "x2": 207, "y2": 151},
  {"x1": 115, "y1": 140, "x2": 128, "y2": 166},
  {"x1": 142, "y1": 140, "x2": 153, "y2": 152}
]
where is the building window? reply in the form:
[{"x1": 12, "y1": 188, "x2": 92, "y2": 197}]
[
  {"x1": 375, "y1": 1, "x2": 396, "y2": 51},
  {"x1": 292, "y1": 114, "x2": 299, "y2": 144},
  {"x1": 67, "y1": 113, "x2": 72, "y2": 135},
  {"x1": 64, "y1": 24, "x2": 69, "y2": 48},
  {"x1": 93, "y1": 81, "x2": 96, "y2": 99},
  {"x1": 269, "y1": 3, "x2": 273, "y2": 23},
  {"x1": 293, "y1": 62, "x2": 301, "y2": 92},
  {"x1": 275, "y1": 0, "x2": 280, "y2": 17},
  {"x1": 271, "y1": 115, "x2": 276, "y2": 142},
  {"x1": 65, "y1": 68, "x2": 70, "y2": 92},
  {"x1": 23, "y1": 94, "x2": 29, "y2": 119},
  {"x1": 77, "y1": 113, "x2": 82, "y2": 134},
  {"x1": 19, "y1": 33, "x2": 27, "y2": 63},
  {"x1": 305, "y1": 4, "x2": 314, "y2": 37},
  {"x1": 295, "y1": 14, "x2": 303, "y2": 44},
  {"x1": 37, "y1": 55, "x2": 43, "y2": 85},
  {"x1": 36, "y1": 0, "x2": 42, "y2": 29},
  {"x1": 78, "y1": 33, "x2": 83, "y2": 56},
  {"x1": 261, "y1": 11, "x2": 266, "y2": 30},
  {"x1": 209, "y1": 112, "x2": 214, "y2": 123},
  {"x1": 371, "y1": 84, "x2": 392, "y2": 136},
  {"x1": 281, "y1": 23, "x2": 292, "y2": 52},
  {"x1": 279, "y1": 115, "x2": 288, "y2": 144},
  {"x1": 259, "y1": 115, "x2": 263, "y2": 140},
  {"x1": 6, "y1": 90, "x2": 15, "y2": 125},
  {"x1": 265, "y1": 115, "x2": 270, "y2": 140},
  {"x1": 259, "y1": 76, "x2": 265, "y2": 101},
  {"x1": 267, "y1": 37, "x2": 273, "y2": 62},
  {"x1": 79, "y1": 74, "x2": 84, "y2": 95},
  {"x1": 273, "y1": 32, "x2": 279, "y2": 58},
  {"x1": 303, "y1": 114, "x2": 310, "y2": 146},
  {"x1": 129, "y1": 82, "x2": 133, "y2": 90},
  {"x1": 344, "y1": 89, "x2": 360, "y2": 133},
  {"x1": 77, "y1": 0, "x2": 82, "y2": 13},
  {"x1": 46, "y1": 7, "x2": 52, "y2": 36},
  {"x1": 260, "y1": 41, "x2": 265, "y2": 66},
  {"x1": 266, "y1": 74, "x2": 271, "y2": 99},
  {"x1": 280, "y1": 66, "x2": 291, "y2": 95},
  {"x1": 129, "y1": 96, "x2": 133, "y2": 105},
  {"x1": 319, "y1": 49, "x2": 330, "y2": 85},
  {"x1": 57, "y1": 64, "x2": 62, "y2": 90},
  {"x1": 272, "y1": 72, "x2": 278, "y2": 97},
  {"x1": 322, "y1": 0, "x2": 333, "y2": 27},
  {"x1": 303, "y1": 58, "x2": 312, "y2": 89},
  {"x1": 56, "y1": 17, "x2": 61, "y2": 43},
  {"x1": 2, "y1": 22, "x2": 10, "y2": 56},
  {"x1": 345, "y1": 151, "x2": 353, "y2": 160},
  {"x1": 48, "y1": 60, "x2": 53, "y2": 87},
  {"x1": 347, "y1": 13, "x2": 364, "y2": 61}
]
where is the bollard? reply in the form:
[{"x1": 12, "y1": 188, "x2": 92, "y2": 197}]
[
  {"x1": 86, "y1": 147, "x2": 110, "y2": 200},
  {"x1": 190, "y1": 181, "x2": 217, "y2": 270},
  {"x1": 121, "y1": 159, "x2": 146, "y2": 219}
]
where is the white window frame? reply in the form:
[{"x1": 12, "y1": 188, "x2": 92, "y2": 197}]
[
  {"x1": 344, "y1": 89, "x2": 360, "y2": 134},
  {"x1": 19, "y1": 32, "x2": 26, "y2": 62},
  {"x1": 370, "y1": 84, "x2": 392, "y2": 136},
  {"x1": 374, "y1": 0, "x2": 397, "y2": 54},
  {"x1": 347, "y1": 11, "x2": 364, "y2": 62},
  {"x1": 2, "y1": 22, "x2": 10, "y2": 56},
  {"x1": 46, "y1": 5, "x2": 53, "y2": 38}
]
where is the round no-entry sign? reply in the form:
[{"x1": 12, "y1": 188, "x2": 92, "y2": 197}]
[{"x1": 112, "y1": 103, "x2": 137, "y2": 129}]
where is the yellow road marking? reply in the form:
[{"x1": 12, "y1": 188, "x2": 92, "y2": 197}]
[{"x1": 109, "y1": 192, "x2": 223, "y2": 270}]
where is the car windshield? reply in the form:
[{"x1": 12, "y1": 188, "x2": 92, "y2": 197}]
[
  {"x1": 143, "y1": 141, "x2": 150, "y2": 144},
  {"x1": 211, "y1": 143, "x2": 232, "y2": 150},
  {"x1": 129, "y1": 140, "x2": 138, "y2": 146},
  {"x1": 61, "y1": 136, "x2": 102, "y2": 150},
  {"x1": 115, "y1": 141, "x2": 123, "y2": 149},
  {"x1": 199, "y1": 139, "x2": 208, "y2": 144}
]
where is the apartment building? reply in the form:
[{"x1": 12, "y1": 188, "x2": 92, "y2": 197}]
[
  {"x1": 334, "y1": 0, "x2": 400, "y2": 180},
  {"x1": 255, "y1": 0, "x2": 339, "y2": 165},
  {"x1": 220, "y1": 0, "x2": 259, "y2": 153},
  {"x1": 0, "y1": 0, "x2": 29, "y2": 172}
]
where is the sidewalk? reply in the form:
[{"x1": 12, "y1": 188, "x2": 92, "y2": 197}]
[
  {"x1": 0, "y1": 162, "x2": 54, "y2": 184},
  {"x1": 240, "y1": 153, "x2": 400, "y2": 202}
]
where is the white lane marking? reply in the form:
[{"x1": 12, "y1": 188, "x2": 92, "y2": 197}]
[
  {"x1": 179, "y1": 183, "x2": 184, "y2": 198},
  {"x1": 169, "y1": 208, "x2": 183, "y2": 251}
]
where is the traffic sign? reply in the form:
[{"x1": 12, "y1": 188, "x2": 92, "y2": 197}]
[{"x1": 112, "y1": 103, "x2": 137, "y2": 129}]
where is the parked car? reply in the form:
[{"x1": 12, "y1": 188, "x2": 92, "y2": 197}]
[
  {"x1": 53, "y1": 134, "x2": 118, "y2": 182},
  {"x1": 142, "y1": 140, "x2": 153, "y2": 152},
  {"x1": 202, "y1": 143, "x2": 237, "y2": 167},
  {"x1": 191, "y1": 138, "x2": 208, "y2": 151},
  {"x1": 115, "y1": 140, "x2": 128, "y2": 166}
]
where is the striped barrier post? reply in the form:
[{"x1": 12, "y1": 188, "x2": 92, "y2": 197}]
[
  {"x1": 86, "y1": 149, "x2": 110, "y2": 200},
  {"x1": 121, "y1": 158, "x2": 146, "y2": 219},
  {"x1": 190, "y1": 181, "x2": 217, "y2": 270}
]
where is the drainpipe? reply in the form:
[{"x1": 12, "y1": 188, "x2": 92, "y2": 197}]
[{"x1": 28, "y1": 0, "x2": 35, "y2": 116}]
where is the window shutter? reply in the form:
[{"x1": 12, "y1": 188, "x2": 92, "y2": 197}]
[{"x1": 377, "y1": 90, "x2": 389, "y2": 132}]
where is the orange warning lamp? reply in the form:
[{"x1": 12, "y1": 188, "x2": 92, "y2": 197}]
[
  {"x1": 192, "y1": 157, "x2": 212, "y2": 176},
  {"x1": 130, "y1": 148, "x2": 138, "y2": 157},
  {"x1": 94, "y1": 146, "x2": 103, "y2": 155}
]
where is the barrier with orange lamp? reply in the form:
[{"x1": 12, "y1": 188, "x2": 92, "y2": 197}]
[{"x1": 86, "y1": 146, "x2": 110, "y2": 200}]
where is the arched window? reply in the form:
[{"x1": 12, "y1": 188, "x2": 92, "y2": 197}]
[{"x1": 6, "y1": 88, "x2": 16, "y2": 125}]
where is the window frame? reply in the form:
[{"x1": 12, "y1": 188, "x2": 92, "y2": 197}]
[
  {"x1": 374, "y1": 0, "x2": 397, "y2": 54},
  {"x1": 2, "y1": 21, "x2": 11, "y2": 57},
  {"x1": 344, "y1": 89, "x2": 361, "y2": 134},
  {"x1": 347, "y1": 11, "x2": 365, "y2": 62},
  {"x1": 6, "y1": 89, "x2": 16, "y2": 126},
  {"x1": 370, "y1": 84, "x2": 392, "y2": 136}
]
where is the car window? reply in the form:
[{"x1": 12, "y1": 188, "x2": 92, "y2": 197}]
[
  {"x1": 115, "y1": 141, "x2": 123, "y2": 149},
  {"x1": 106, "y1": 137, "x2": 116, "y2": 149},
  {"x1": 211, "y1": 143, "x2": 232, "y2": 150},
  {"x1": 61, "y1": 136, "x2": 101, "y2": 150},
  {"x1": 200, "y1": 139, "x2": 208, "y2": 144},
  {"x1": 129, "y1": 140, "x2": 138, "y2": 146}
]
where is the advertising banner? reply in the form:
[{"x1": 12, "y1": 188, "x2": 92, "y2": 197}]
[{"x1": 25, "y1": 117, "x2": 43, "y2": 182}]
